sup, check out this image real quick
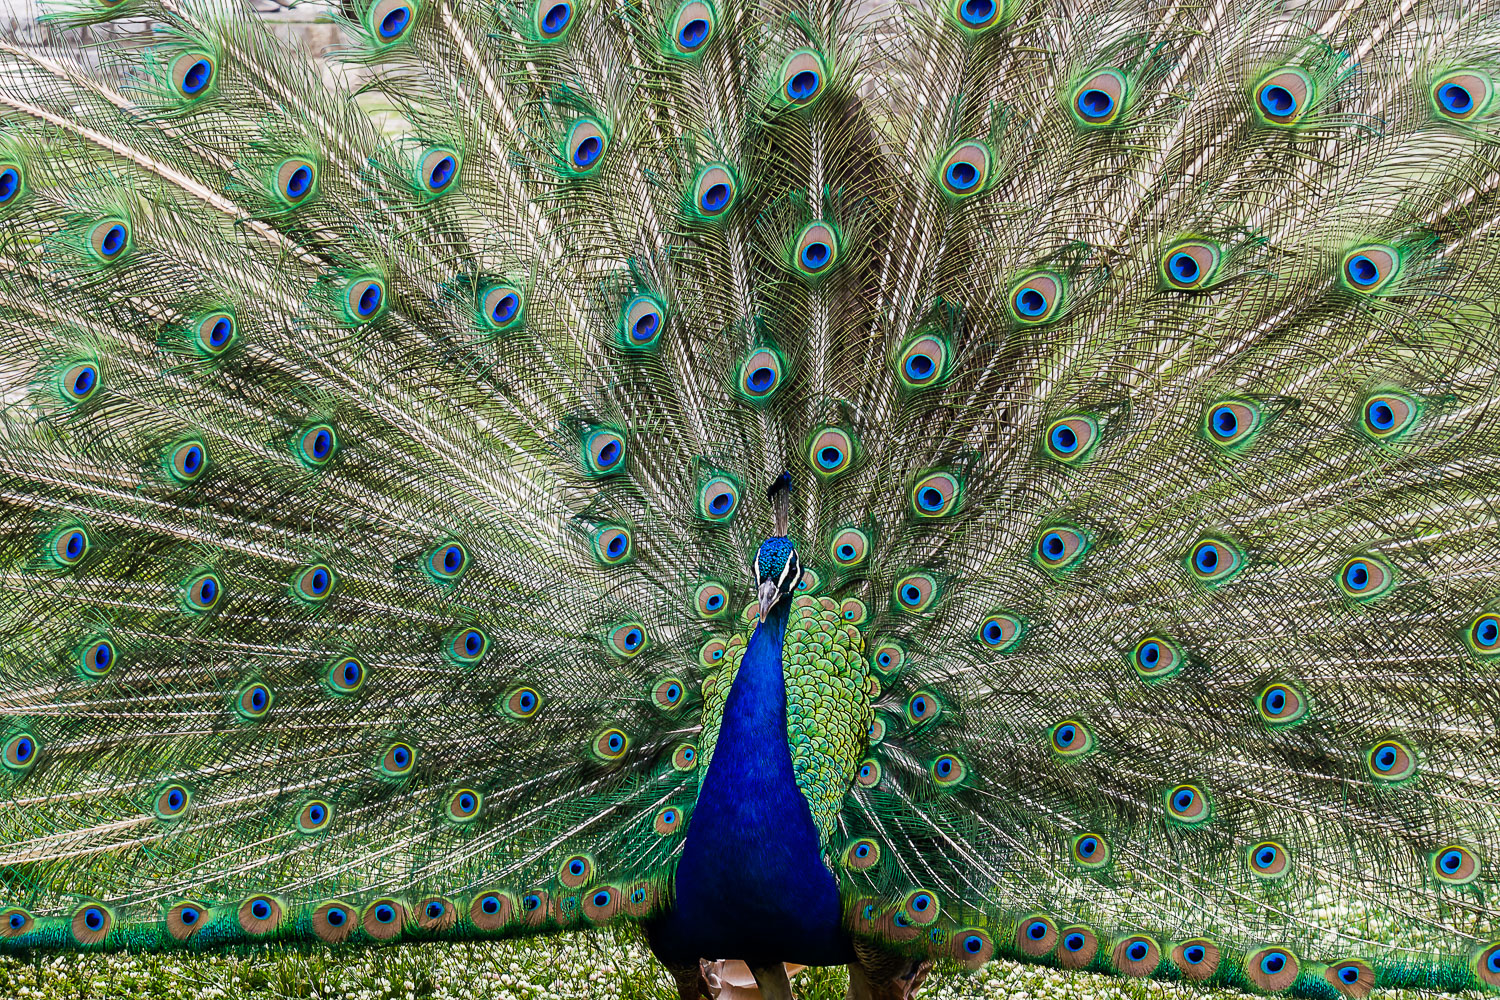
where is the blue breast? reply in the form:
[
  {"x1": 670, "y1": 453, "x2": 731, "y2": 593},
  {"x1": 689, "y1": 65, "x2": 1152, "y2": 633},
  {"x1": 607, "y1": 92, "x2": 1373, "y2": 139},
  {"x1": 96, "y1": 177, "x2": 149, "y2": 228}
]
[{"x1": 647, "y1": 602, "x2": 852, "y2": 967}]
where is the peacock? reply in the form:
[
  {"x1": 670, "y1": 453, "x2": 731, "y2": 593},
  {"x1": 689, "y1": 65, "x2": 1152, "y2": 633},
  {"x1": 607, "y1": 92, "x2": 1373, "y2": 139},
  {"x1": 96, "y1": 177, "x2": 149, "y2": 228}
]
[{"x1": 2, "y1": 0, "x2": 1499, "y2": 996}]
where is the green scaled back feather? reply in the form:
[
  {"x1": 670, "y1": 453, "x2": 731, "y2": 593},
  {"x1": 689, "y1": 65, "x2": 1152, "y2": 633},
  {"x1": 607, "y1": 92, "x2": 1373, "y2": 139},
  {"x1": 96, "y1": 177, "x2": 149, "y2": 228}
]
[{"x1": 2, "y1": 0, "x2": 1500, "y2": 995}]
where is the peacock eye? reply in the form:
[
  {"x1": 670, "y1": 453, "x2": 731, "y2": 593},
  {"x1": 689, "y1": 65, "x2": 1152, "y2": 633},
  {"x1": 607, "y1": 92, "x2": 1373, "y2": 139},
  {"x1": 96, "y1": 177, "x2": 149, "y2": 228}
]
[
  {"x1": 893, "y1": 572, "x2": 938, "y2": 613},
  {"x1": 49, "y1": 526, "x2": 90, "y2": 567},
  {"x1": 1161, "y1": 241, "x2": 1221, "y2": 290},
  {"x1": 1050, "y1": 719, "x2": 1094, "y2": 757},
  {"x1": 698, "y1": 477, "x2": 739, "y2": 521},
  {"x1": 291, "y1": 563, "x2": 336, "y2": 603},
  {"x1": 345, "y1": 277, "x2": 386, "y2": 322},
  {"x1": 592, "y1": 526, "x2": 633, "y2": 566},
  {"x1": 910, "y1": 471, "x2": 962, "y2": 518},
  {"x1": 693, "y1": 162, "x2": 736, "y2": 216},
  {"x1": 1341, "y1": 245, "x2": 1398, "y2": 294},
  {"x1": 1009, "y1": 272, "x2": 1065, "y2": 324},
  {"x1": 619, "y1": 293, "x2": 665, "y2": 349},
  {"x1": 829, "y1": 527, "x2": 869, "y2": 567},
  {"x1": 793, "y1": 222, "x2": 839, "y2": 278},
  {"x1": 694, "y1": 581, "x2": 729, "y2": 618},
  {"x1": 565, "y1": 119, "x2": 608, "y2": 174},
  {"x1": 60, "y1": 362, "x2": 100, "y2": 402},
  {"x1": 235, "y1": 682, "x2": 274, "y2": 720},
  {"x1": 1070, "y1": 832, "x2": 1110, "y2": 868},
  {"x1": 1338, "y1": 556, "x2": 1394, "y2": 601},
  {"x1": 949, "y1": 0, "x2": 1003, "y2": 31},
  {"x1": 1129, "y1": 635, "x2": 1181, "y2": 681},
  {"x1": 183, "y1": 572, "x2": 223, "y2": 612},
  {"x1": 1203, "y1": 400, "x2": 1261, "y2": 449},
  {"x1": 194, "y1": 311, "x2": 236, "y2": 355},
  {"x1": 671, "y1": 0, "x2": 715, "y2": 55},
  {"x1": 1433, "y1": 71, "x2": 1492, "y2": 121},
  {"x1": 418, "y1": 148, "x2": 459, "y2": 195},
  {"x1": 446, "y1": 788, "x2": 482, "y2": 822},
  {"x1": 1034, "y1": 526, "x2": 1089, "y2": 571},
  {"x1": 778, "y1": 49, "x2": 826, "y2": 106},
  {"x1": 976, "y1": 613, "x2": 1023, "y2": 651},
  {"x1": 937, "y1": 140, "x2": 991, "y2": 198},
  {"x1": 806, "y1": 427, "x2": 856, "y2": 478},
  {"x1": 297, "y1": 799, "x2": 332, "y2": 833},
  {"x1": 78, "y1": 638, "x2": 116, "y2": 679},
  {"x1": 1164, "y1": 783, "x2": 1209, "y2": 823},
  {"x1": 370, "y1": 0, "x2": 415, "y2": 42},
  {"x1": 296, "y1": 423, "x2": 338, "y2": 467},
  {"x1": 608, "y1": 621, "x2": 648, "y2": 658},
  {"x1": 447, "y1": 627, "x2": 489, "y2": 664},
  {"x1": 896, "y1": 334, "x2": 949, "y2": 390},
  {"x1": 1253, "y1": 68, "x2": 1313, "y2": 125},
  {"x1": 738, "y1": 347, "x2": 783, "y2": 402},
  {"x1": 503, "y1": 687, "x2": 542, "y2": 719},
  {"x1": 89, "y1": 219, "x2": 130, "y2": 261},
  {"x1": 153, "y1": 783, "x2": 192, "y2": 820},
  {"x1": 1365, "y1": 739, "x2": 1417, "y2": 781},
  {"x1": 327, "y1": 656, "x2": 366, "y2": 695},
  {"x1": 426, "y1": 540, "x2": 470, "y2": 583},
  {"x1": 651, "y1": 676, "x2": 686, "y2": 711},
  {"x1": 1245, "y1": 947, "x2": 1299, "y2": 992},
  {"x1": 0, "y1": 163, "x2": 24, "y2": 208},
  {"x1": 171, "y1": 52, "x2": 215, "y2": 100},
  {"x1": 1071, "y1": 69, "x2": 1126, "y2": 126},
  {"x1": 3, "y1": 732, "x2": 39, "y2": 772},
  {"x1": 1359, "y1": 391, "x2": 1418, "y2": 439},
  {"x1": 275, "y1": 159, "x2": 318, "y2": 206}
]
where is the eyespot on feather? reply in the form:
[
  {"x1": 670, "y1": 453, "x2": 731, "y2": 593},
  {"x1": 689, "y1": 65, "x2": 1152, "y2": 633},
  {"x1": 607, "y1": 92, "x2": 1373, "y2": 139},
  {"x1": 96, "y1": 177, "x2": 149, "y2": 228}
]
[
  {"x1": 1113, "y1": 935, "x2": 1161, "y2": 977},
  {"x1": 871, "y1": 641, "x2": 905, "y2": 677},
  {"x1": 237, "y1": 896, "x2": 281, "y2": 936},
  {"x1": 930, "y1": 753, "x2": 965, "y2": 786},
  {"x1": 296, "y1": 423, "x2": 338, "y2": 467},
  {"x1": 1043, "y1": 416, "x2": 1098, "y2": 462},
  {"x1": 235, "y1": 681, "x2": 273, "y2": 720},
  {"x1": 312, "y1": 901, "x2": 355, "y2": 943},
  {"x1": 1008, "y1": 272, "x2": 1064, "y2": 324},
  {"x1": 1247, "y1": 841, "x2": 1290, "y2": 879},
  {"x1": 607, "y1": 622, "x2": 648, "y2": 658},
  {"x1": 592, "y1": 728, "x2": 630, "y2": 762},
  {"x1": 1245, "y1": 947, "x2": 1300, "y2": 992},
  {"x1": 974, "y1": 612, "x2": 1022, "y2": 652},
  {"x1": 59, "y1": 362, "x2": 100, "y2": 403},
  {"x1": 778, "y1": 50, "x2": 826, "y2": 106},
  {"x1": 1188, "y1": 537, "x2": 1243, "y2": 583},
  {"x1": 1338, "y1": 556, "x2": 1394, "y2": 601},
  {"x1": 380, "y1": 741, "x2": 416, "y2": 777},
  {"x1": 895, "y1": 334, "x2": 949, "y2": 390},
  {"x1": 48, "y1": 526, "x2": 90, "y2": 567},
  {"x1": 1017, "y1": 915, "x2": 1058, "y2": 956},
  {"x1": 3, "y1": 732, "x2": 39, "y2": 772},
  {"x1": 274, "y1": 158, "x2": 318, "y2": 207},
  {"x1": 1050, "y1": 719, "x2": 1094, "y2": 758},
  {"x1": 1165, "y1": 783, "x2": 1211, "y2": 824},
  {"x1": 1366, "y1": 739, "x2": 1416, "y2": 781},
  {"x1": 670, "y1": 0, "x2": 715, "y2": 55},
  {"x1": 619, "y1": 293, "x2": 665, "y2": 350},
  {"x1": 182, "y1": 572, "x2": 222, "y2": 613},
  {"x1": 1254, "y1": 68, "x2": 1313, "y2": 125},
  {"x1": 165, "y1": 902, "x2": 207, "y2": 942},
  {"x1": 937, "y1": 140, "x2": 991, "y2": 198},
  {"x1": 447, "y1": 627, "x2": 490, "y2": 665},
  {"x1": 948, "y1": 0, "x2": 1006, "y2": 32},
  {"x1": 296, "y1": 798, "x2": 333, "y2": 834},
  {"x1": 153, "y1": 783, "x2": 191, "y2": 821},
  {"x1": 363, "y1": 899, "x2": 407, "y2": 940},
  {"x1": 291, "y1": 563, "x2": 336, "y2": 603},
  {"x1": 88, "y1": 219, "x2": 130, "y2": 262},
  {"x1": 417, "y1": 148, "x2": 459, "y2": 195},
  {"x1": 344, "y1": 276, "x2": 387, "y2": 322},
  {"x1": 1432, "y1": 845, "x2": 1482, "y2": 884},
  {"x1": 1204, "y1": 400, "x2": 1262, "y2": 449},
  {"x1": 698, "y1": 477, "x2": 739, "y2": 522},
  {"x1": 793, "y1": 222, "x2": 838, "y2": 278},
  {"x1": 692, "y1": 162, "x2": 736, "y2": 217},
  {"x1": 368, "y1": 0, "x2": 416, "y2": 43},
  {"x1": 533, "y1": 0, "x2": 572, "y2": 39},
  {"x1": 0, "y1": 162, "x2": 25, "y2": 210},
  {"x1": 672, "y1": 743, "x2": 697, "y2": 771},
  {"x1": 650, "y1": 676, "x2": 686, "y2": 711},
  {"x1": 1162, "y1": 241, "x2": 1221, "y2": 290},
  {"x1": 806, "y1": 427, "x2": 856, "y2": 479},
  {"x1": 1130, "y1": 635, "x2": 1181, "y2": 681},
  {"x1": 564, "y1": 119, "x2": 608, "y2": 174},
  {"x1": 1034, "y1": 526, "x2": 1089, "y2": 571},
  {"x1": 479, "y1": 283, "x2": 524, "y2": 332},
  {"x1": 426, "y1": 540, "x2": 470, "y2": 583},
  {"x1": 910, "y1": 471, "x2": 961, "y2": 518},
  {"x1": 1072, "y1": 69, "x2": 1126, "y2": 125},
  {"x1": 581, "y1": 427, "x2": 626, "y2": 477},
  {"x1": 1172, "y1": 939, "x2": 1221, "y2": 981},
  {"x1": 1473, "y1": 943, "x2": 1500, "y2": 988},
  {"x1": 162, "y1": 439, "x2": 209, "y2": 487},
  {"x1": 592, "y1": 526, "x2": 633, "y2": 566},
  {"x1": 1434, "y1": 72, "x2": 1492, "y2": 121},
  {"x1": 694, "y1": 581, "x2": 729, "y2": 618},
  {"x1": 71, "y1": 904, "x2": 112, "y2": 946},
  {"x1": 1057, "y1": 926, "x2": 1099, "y2": 969},
  {"x1": 1069, "y1": 832, "x2": 1109, "y2": 868},
  {"x1": 839, "y1": 598, "x2": 867, "y2": 625},
  {"x1": 1359, "y1": 391, "x2": 1418, "y2": 439},
  {"x1": 469, "y1": 891, "x2": 514, "y2": 932},
  {"x1": 953, "y1": 928, "x2": 995, "y2": 969},
  {"x1": 738, "y1": 347, "x2": 784, "y2": 402},
  {"x1": 170, "y1": 52, "x2": 215, "y2": 100},
  {"x1": 503, "y1": 687, "x2": 541, "y2": 720},
  {"x1": 893, "y1": 572, "x2": 938, "y2": 613},
  {"x1": 828, "y1": 527, "x2": 869, "y2": 568},
  {"x1": 446, "y1": 788, "x2": 482, "y2": 822},
  {"x1": 1256, "y1": 683, "x2": 1307, "y2": 727},
  {"x1": 1325, "y1": 958, "x2": 1376, "y2": 997},
  {"x1": 78, "y1": 638, "x2": 116, "y2": 679},
  {"x1": 1467, "y1": 613, "x2": 1500, "y2": 656},
  {"x1": 652, "y1": 807, "x2": 683, "y2": 836},
  {"x1": 583, "y1": 886, "x2": 623, "y2": 923},
  {"x1": 1341, "y1": 245, "x2": 1399, "y2": 294},
  {"x1": 842, "y1": 838, "x2": 880, "y2": 870},
  {"x1": 326, "y1": 656, "x2": 366, "y2": 695},
  {"x1": 190, "y1": 310, "x2": 236, "y2": 356},
  {"x1": 854, "y1": 758, "x2": 881, "y2": 787}
]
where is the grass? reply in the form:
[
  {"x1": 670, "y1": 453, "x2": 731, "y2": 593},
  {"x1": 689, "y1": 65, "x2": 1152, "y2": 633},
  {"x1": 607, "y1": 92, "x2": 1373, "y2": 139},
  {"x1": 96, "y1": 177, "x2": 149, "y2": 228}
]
[{"x1": 0, "y1": 930, "x2": 1467, "y2": 1000}]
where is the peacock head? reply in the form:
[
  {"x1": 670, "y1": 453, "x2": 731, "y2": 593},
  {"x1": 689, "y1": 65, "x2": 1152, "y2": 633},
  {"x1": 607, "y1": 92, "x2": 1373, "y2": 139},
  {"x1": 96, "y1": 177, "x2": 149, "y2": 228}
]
[
  {"x1": 755, "y1": 471, "x2": 801, "y2": 621},
  {"x1": 755, "y1": 535, "x2": 802, "y2": 622}
]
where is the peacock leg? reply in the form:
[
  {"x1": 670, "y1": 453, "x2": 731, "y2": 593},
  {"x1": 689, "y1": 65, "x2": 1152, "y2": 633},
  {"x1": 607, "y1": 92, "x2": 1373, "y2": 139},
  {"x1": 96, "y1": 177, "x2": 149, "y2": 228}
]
[
  {"x1": 748, "y1": 963, "x2": 796, "y2": 1000},
  {"x1": 665, "y1": 959, "x2": 721, "y2": 1000}
]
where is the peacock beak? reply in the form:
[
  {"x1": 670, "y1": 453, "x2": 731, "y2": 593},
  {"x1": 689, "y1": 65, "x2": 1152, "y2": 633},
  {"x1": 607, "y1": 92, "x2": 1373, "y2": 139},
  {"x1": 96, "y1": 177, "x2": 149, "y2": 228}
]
[{"x1": 757, "y1": 580, "x2": 781, "y2": 622}]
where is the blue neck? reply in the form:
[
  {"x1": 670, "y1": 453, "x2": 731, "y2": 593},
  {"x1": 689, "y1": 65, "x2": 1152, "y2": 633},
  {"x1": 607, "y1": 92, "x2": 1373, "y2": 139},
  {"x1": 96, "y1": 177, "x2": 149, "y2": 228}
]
[{"x1": 648, "y1": 601, "x2": 851, "y2": 967}]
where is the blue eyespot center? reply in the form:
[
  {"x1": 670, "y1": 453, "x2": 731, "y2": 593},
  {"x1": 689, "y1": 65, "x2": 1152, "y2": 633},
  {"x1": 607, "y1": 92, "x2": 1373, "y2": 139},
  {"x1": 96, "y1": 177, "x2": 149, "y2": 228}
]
[
  {"x1": 180, "y1": 907, "x2": 199, "y2": 924},
  {"x1": 705, "y1": 594, "x2": 723, "y2": 610},
  {"x1": 1376, "y1": 748, "x2": 1396, "y2": 770},
  {"x1": 285, "y1": 166, "x2": 312, "y2": 198},
  {"x1": 182, "y1": 59, "x2": 212, "y2": 94},
  {"x1": 327, "y1": 907, "x2": 346, "y2": 926},
  {"x1": 464, "y1": 631, "x2": 482, "y2": 654},
  {"x1": 459, "y1": 793, "x2": 476, "y2": 811},
  {"x1": 99, "y1": 225, "x2": 126, "y2": 257},
  {"x1": 1339, "y1": 966, "x2": 1360, "y2": 984},
  {"x1": 84, "y1": 908, "x2": 104, "y2": 930},
  {"x1": 983, "y1": 622, "x2": 1003, "y2": 643},
  {"x1": 701, "y1": 182, "x2": 730, "y2": 211},
  {"x1": 1213, "y1": 406, "x2": 1237, "y2": 435},
  {"x1": 1042, "y1": 533, "x2": 1064, "y2": 558},
  {"x1": 1195, "y1": 544, "x2": 1219, "y2": 572},
  {"x1": 819, "y1": 446, "x2": 843, "y2": 469},
  {"x1": 801, "y1": 241, "x2": 831, "y2": 269},
  {"x1": 747, "y1": 366, "x2": 776, "y2": 392},
  {"x1": 65, "y1": 532, "x2": 84, "y2": 558},
  {"x1": 309, "y1": 804, "x2": 326, "y2": 823},
  {"x1": 1266, "y1": 689, "x2": 1285, "y2": 713},
  {"x1": 251, "y1": 900, "x2": 270, "y2": 919},
  {"x1": 379, "y1": 6, "x2": 411, "y2": 38},
  {"x1": 1078, "y1": 836, "x2": 1097, "y2": 856},
  {"x1": 14, "y1": 738, "x2": 33, "y2": 762},
  {"x1": 312, "y1": 429, "x2": 332, "y2": 458},
  {"x1": 393, "y1": 746, "x2": 410, "y2": 767},
  {"x1": 428, "y1": 156, "x2": 456, "y2": 190},
  {"x1": 607, "y1": 733, "x2": 623, "y2": 752},
  {"x1": 1261, "y1": 952, "x2": 1286, "y2": 975},
  {"x1": 965, "y1": 935, "x2": 984, "y2": 953},
  {"x1": 1256, "y1": 847, "x2": 1277, "y2": 867},
  {"x1": 1184, "y1": 945, "x2": 1204, "y2": 964},
  {"x1": 1441, "y1": 849, "x2": 1462, "y2": 872},
  {"x1": 1015, "y1": 288, "x2": 1047, "y2": 316},
  {"x1": 357, "y1": 284, "x2": 382, "y2": 317},
  {"x1": 481, "y1": 896, "x2": 500, "y2": 914},
  {"x1": 542, "y1": 2, "x2": 570, "y2": 32},
  {"x1": 1348, "y1": 255, "x2": 1379, "y2": 285},
  {"x1": 918, "y1": 487, "x2": 944, "y2": 510},
  {"x1": 523, "y1": 894, "x2": 540, "y2": 910},
  {"x1": 574, "y1": 135, "x2": 601, "y2": 168},
  {"x1": 680, "y1": 17, "x2": 709, "y2": 48},
  {"x1": 492, "y1": 293, "x2": 519, "y2": 323},
  {"x1": 1064, "y1": 933, "x2": 1085, "y2": 951},
  {"x1": 167, "y1": 789, "x2": 184, "y2": 810},
  {"x1": 787, "y1": 70, "x2": 819, "y2": 101},
  {"x1": 905, "y1": 353, "x2": 935, "y2": 380},
  {"x1": 1077, "y1": 88, "x2": 1113, "y2": 118},
  {"x1": 1169, "y1": 252, "x2": 1199, "y2": 282},
  {"x1": 1345, "y1": 562, "x2": 1369, "y2": 590},
  {"x1": 1058, "y1": 725, "x2": 1075, "y2": 744},
  {"x1": 0, "y1": 168, "x2": 18, "y2": 202},
  {"x1": 1050, "y1": 424, "x2": 1077, "y2": 452},
  {"x1": 1027, "y1": 921, "x2": 1047, "y2": 940},
  {"x1": 946, "y1": 161, "x2": 978, "y2": 190},
  {"x1": 1439, "y1": 82, "x2": 1473, "y2": 113},
  {"x1": 708, "y1": 492, "x2": 732, "y2": 514},
  {"x1": 607, "y1": 536, "x2": 626, "y2": 558},
  {"x1": 1474, "y1": 617, "x2": 1498, "y2": 647},
  {"x1": 1368, "y1": 401, "x2": 1395, "y2": 429},
  {"x1": 1260, "y1": 85, "x2": 1295, "y2": 114},
  {"x1": 71, "y1": 367, "x2": 97, "y2": 397},
  {"x1": 1173, "y1": 789, "x2": 1194, "y2": 810},
  {"x1": 961, "y1": 0, "x2": 994, "y2": 24},
  {"x1": 375, "y1": 904, "x2": 394, "y2": 923},
  {"x1": 1128, "y1": 941, "x2": 1148, "y2": 961}
]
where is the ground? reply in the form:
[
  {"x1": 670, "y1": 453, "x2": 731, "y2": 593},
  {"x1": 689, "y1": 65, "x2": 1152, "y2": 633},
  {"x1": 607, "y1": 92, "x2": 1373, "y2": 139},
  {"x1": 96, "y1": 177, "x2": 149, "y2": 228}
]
[{"x1": 0, "y1": 929, "x2": 1464, "y2": 1000}]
